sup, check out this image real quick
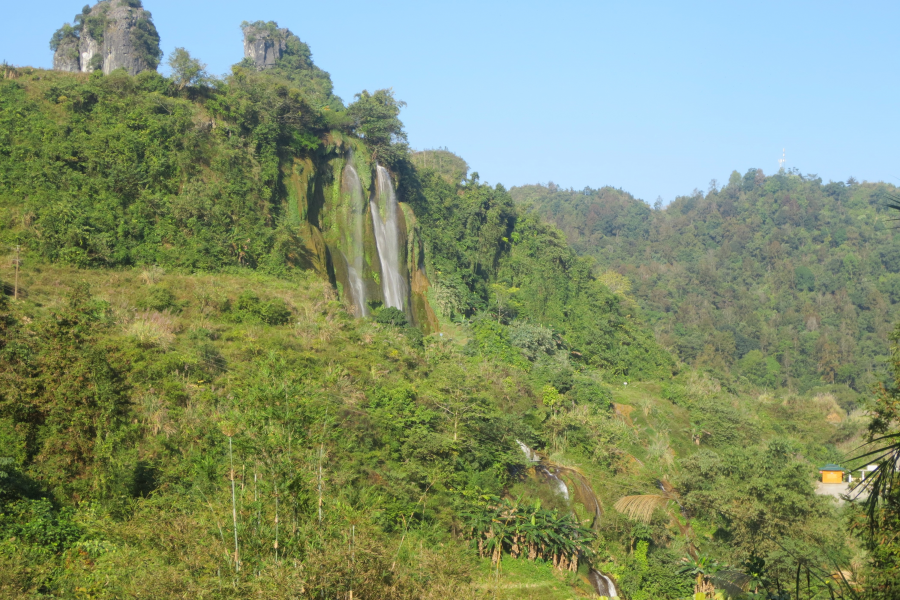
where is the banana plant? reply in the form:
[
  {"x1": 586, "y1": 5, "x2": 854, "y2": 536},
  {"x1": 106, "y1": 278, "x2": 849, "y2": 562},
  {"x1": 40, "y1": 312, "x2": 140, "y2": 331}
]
[{"x1": 462, "y1": 496, "x2": 594, "y2": 568}]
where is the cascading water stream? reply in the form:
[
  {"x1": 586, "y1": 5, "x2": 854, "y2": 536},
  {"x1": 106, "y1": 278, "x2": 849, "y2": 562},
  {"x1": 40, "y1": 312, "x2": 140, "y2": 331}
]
[
  {"x1": 590, "y1": 570, "x2": 619, "y2": 598},
  {"x1": 343, "y1": 162, "x2": 368, "y2": 317},
  {"x1": 540, "y1": 466, "x2": 570, "y2": 500},
  {"x1": 516, "y1": 441, "x2": 621, "y2": 598},
  {"x1": 517, "y1": 440, "x2": 540, "y2": 463},
  {"x1": 372, "y1": 165, "x2": 407, "y2": 310}
]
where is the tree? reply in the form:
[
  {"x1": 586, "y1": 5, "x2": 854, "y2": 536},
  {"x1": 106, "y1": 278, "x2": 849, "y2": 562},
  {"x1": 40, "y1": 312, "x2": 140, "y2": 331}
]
[
  {"x1": 346, "y1": 89, "x2": 408, "y2": 164},
  {"x1": 795, "y1": 265, "x2": 815, "y2": 291},
  {"x1": 679, "y1": 441, "x2": 843, "y2": 594},
  {"x1": 167, "y1": 47, "x2": 209, "y2": 91},
  {"x1": 851, "y1": 323, "x2": 900, "y2": 597},
  {"x1": 49, "y1": 24, "x2": 79, "y2": 52}
]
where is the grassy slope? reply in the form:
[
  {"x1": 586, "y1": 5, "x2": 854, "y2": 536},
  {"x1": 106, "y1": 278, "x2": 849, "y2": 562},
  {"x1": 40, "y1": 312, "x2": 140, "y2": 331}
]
[
  {"x1": 0, "y1": 259, "x2": 855, "y2": 598},
  {"x1": 0, "y1": 260, "x2": 604, "y2": 598}
]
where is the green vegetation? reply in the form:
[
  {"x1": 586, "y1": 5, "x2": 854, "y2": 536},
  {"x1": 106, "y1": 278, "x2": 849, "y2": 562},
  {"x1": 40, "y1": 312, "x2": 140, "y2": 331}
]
[
  {"x1": 0, "y1": 261, "x2": 854, "y2": 598},
  {"x1": 407, "y1": 169, "x2": 672, "y2": 379},
  {"x1": 411, "y1": 148, "x2": 469, "y2": 184},
  {"x1": 0, "y1": 18, "x2": 892, "y2": 597},
  {"x1": 240, "y1": 20, "x2": 342, "y2": 111},
  {"x1": 167, "y1": 47, "x2": 210, "y2": 90},
  {"x1": 80, "y1": 3, "x2": 109, "y2": 46},
  {"x1": 347, "y1": 89, "x2": 408, "y2": 165},
  {"x1": 130, "y1": 9, "x2": 162, "y2": 70},
  {"x1": 48, "y1": 23, "x2": 78, "y2": 52},
  {"x1": 512, "y1": 175, "x2": 900, "y2": 394},
  {"x1": 848, "y1": 318, "x2": 900, "y2": 598},
  {"x1": 464, "y1": 497, "x2": 595, "y2": 570}
]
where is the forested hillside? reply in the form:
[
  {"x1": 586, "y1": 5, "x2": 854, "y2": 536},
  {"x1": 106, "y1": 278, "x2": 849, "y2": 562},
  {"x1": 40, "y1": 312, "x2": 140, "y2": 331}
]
[
  {"x1": 512, "y1": 174, "x2": 900, "y2": 395},
  {"x1": 0, "y1": 13, "x2": 892, "y2": 598}
]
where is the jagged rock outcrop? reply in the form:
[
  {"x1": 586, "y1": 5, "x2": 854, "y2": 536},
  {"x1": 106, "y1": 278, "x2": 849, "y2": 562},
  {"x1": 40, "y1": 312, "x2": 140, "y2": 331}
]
[
  {"x1": 52, "y1": 37, "x2": 81, "y2": 72},
  {"x1": 238, "y1": 20, "x2": 340, "y2": 109},
  {"x1": 50, "y1": 0, "x2": 161, "y2": 76},
  {"x1": 241, "y1": 22, "x2": 289, "y2": 70}
]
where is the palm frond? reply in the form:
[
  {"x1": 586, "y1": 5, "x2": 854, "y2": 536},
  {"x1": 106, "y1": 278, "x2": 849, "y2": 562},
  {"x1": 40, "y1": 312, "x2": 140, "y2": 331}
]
[
  {"x1": 614, "y1": 494, "x2": 673, "y2": 523},
  {"x1": 849, "y1": 441, "x2": 900, "y2": 531}
]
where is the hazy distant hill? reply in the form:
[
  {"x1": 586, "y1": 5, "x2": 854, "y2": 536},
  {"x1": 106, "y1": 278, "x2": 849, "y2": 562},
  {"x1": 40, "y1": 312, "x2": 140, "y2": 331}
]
[{"x1": 512, "y1": 172, "x2": 900, "y2": 394}]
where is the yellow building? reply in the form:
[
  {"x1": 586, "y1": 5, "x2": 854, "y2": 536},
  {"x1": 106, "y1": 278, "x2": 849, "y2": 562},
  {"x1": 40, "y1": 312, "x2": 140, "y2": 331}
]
[{"x1": 819, "y1": 464, "x2": 844, "y2": 484}]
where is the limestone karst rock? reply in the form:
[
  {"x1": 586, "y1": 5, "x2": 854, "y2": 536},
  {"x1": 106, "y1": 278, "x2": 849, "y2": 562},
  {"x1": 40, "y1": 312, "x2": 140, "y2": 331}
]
[
  {"x1": 52, "y1": 36, "x2": 81, "y2": 72},
  {"x1": 237, "y1": 20, "x2": 340, "y2": 110},
  {"x1": 241, "y1": 22, "x2": 289, "y2": 70},
  {"x1": 50, "y1": 0, "x2": 161, "y2": 76}
]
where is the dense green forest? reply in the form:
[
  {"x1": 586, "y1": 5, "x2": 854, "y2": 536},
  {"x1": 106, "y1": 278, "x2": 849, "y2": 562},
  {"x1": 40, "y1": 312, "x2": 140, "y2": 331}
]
[
  {"x1": 511, "y1": 176, "x2": 900, "y2": 397},
  {"x1": 0, "y1": 15, "x2": 897, "y2": 598}
]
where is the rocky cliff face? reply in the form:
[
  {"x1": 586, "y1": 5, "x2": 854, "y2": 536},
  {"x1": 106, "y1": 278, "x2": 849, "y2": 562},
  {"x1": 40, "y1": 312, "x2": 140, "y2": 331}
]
[
  {"x1": 52, "y1": 37, "x2": 81, "y2": 72},
  {"x1": 284, "y1": 134, "x2": 437, "y2": 329},
  {"x1": 51, "y1": 0, "x2": 161, "y2": 76},
  {"x1": 241, "y1": 23, "x2": 289, "y2": 70}
]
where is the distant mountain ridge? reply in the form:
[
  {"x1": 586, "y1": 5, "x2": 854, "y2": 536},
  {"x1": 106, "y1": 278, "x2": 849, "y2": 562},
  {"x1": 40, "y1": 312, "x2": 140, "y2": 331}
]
[{"x1": 512, "y1": 172, "x2": 900, "y2": 394}]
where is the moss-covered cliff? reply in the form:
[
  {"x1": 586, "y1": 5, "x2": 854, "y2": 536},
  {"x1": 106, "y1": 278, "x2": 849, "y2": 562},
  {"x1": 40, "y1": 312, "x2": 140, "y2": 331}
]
[{"x1": 281, "y1": 133, "x2": 436, "y2": 328}]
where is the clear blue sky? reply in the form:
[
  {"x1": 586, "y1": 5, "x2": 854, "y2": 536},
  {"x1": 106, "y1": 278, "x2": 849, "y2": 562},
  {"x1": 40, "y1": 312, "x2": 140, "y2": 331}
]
[{"x1": 4, "y1": 0, "x2": 899, "y2": 203}]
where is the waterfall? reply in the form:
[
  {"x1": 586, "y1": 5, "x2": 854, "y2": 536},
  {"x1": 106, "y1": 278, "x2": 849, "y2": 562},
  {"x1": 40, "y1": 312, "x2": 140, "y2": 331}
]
[
  {"x1": 516, "y1": 441, "x2": 570, "y2": 499},
  {"x1": 516, "y1": 441, "x2": 569, "y2": 500},
  {"x1": 516, "y1": 439, "x2": 540, "y2": 463},
  {"x1": 372, "y1": 165, "x2": 407, "y2": 310},
  {"x1": 343, "y1": 162, "x2": 368, "y2": 317},
  {"x1": 541, "y1": 466, "x2": 570, "y2": 500},
  {"x1": 589, "y1": 570, "x2": 619, "y2": 598},
  {"x1": 517, "y1": 440, "x2": 618, "y2": 598}
]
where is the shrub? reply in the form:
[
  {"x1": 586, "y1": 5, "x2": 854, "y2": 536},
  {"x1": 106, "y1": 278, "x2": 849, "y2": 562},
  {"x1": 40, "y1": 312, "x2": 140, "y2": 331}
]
[
  {"x1": 374, "y1": 306, "x2": 408, "y2": 327},
  {"x1": 137, "y1": 286, "x2": 178, "y2": 312},
  {"x1": 230, "y1": 291, "x2": 291, "y2": 325},
  {"x1": 88, "y1": 54, "x2": 104, "y2": 72},
  {"x1": 49, "y1": 24, "x2": 79, "y2": 52},
  {"x1": 0, "y1": 498, "x2": 81, "y2": 553},
  {"x1": 509, "y1": 320, "x2": 558, "y2": 361},
  {"x1": 131, "y1": 14, "x2": 162, "y2": 69},
  {"x1": 532, "y1": 357, "x2": 574, "y2": 393},
  {"x1": 127, "y1": 310, "x2": 176, "y2": 348},
  {"x1": 430, "y1": 281, "x2": 464, "y2": 318},
  {"x1": 568, "y1": 376, "x2": 612, "y2": 408}
]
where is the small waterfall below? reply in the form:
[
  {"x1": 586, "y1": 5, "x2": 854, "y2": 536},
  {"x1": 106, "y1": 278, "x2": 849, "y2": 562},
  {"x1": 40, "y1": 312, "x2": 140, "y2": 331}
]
[
  {"x1": 343, "y1": 162, "x2": 368, "y2": 317},
  {"x1": 516, "y1": 441, "x2": 620, "y2": 598},
  {"x1": 540, "y1": 465, "x2": 570, "y2": 500},
  {"x1": 372, "y1": 165, "x2": 407, "y2": 310},
  {"x1": 517, "y1": 439, "x2": 540, "y2": 463},
  {"x1": 590, "y1": 569, "x2": 619, "y2": 598}
]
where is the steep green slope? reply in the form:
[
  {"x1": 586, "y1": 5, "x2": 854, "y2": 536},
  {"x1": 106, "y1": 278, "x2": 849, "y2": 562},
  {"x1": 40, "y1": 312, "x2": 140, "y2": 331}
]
[
  {"x1": 0, "y1": 264, "x2": 853, "y2": 598},
  {"x1": 0, "y1": 65, "x2": 671, "y2": 378},
  {"x1": 512, "y1": 173, "x2": 900, "y2": 394},
  {"x1": 401, "y1": 169, "x2": 673, "y2": 379},
  {"x1": 0, "y1": 66, "x2": 335, "y2": 271},
  {"x1": 0, "y1": 53, "x2": 864, "y2": 599}
]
